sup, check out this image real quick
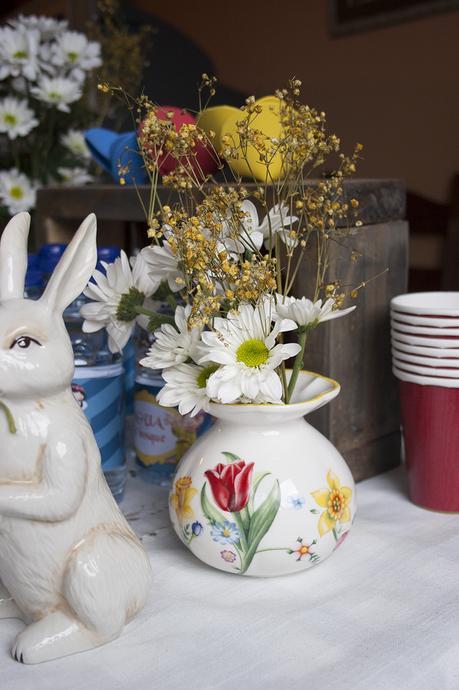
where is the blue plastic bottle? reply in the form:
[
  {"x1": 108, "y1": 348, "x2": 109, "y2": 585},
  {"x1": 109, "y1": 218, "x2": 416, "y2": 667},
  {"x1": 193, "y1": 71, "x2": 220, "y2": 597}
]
[{"x1": 63, "y1": 245, "x2": 127, "y2": 502}]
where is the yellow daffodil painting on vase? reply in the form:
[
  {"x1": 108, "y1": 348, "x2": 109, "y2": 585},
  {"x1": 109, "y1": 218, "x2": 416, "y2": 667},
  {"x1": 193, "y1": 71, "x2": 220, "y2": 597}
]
[{"x1": 311, "y1": 471, "x2": 353, "y2": 543}]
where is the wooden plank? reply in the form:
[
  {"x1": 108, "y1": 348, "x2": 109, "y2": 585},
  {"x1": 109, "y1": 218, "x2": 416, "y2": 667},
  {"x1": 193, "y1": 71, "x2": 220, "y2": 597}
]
[
  {"x1": 35, "y1": 179, "x2": 406, "y2": 228},
  {"x1": 297, "y1": 220, "x2": 409, "y2": 480}
]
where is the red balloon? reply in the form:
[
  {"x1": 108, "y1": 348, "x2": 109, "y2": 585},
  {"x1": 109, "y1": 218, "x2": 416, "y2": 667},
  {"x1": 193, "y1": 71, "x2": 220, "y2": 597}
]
[{"x1": 139, "y1": 105, "x2": 218, "y2": 178}]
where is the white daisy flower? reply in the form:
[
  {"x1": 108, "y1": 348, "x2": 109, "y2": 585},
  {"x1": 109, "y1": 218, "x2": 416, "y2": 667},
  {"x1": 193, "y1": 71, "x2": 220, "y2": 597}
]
[
  {"x1": 259, "y1": 203, "x2": 299, "y2": 248},
  {"x1": 220, "y1": 200, "x2": 264, "y2": 254},
  {"x1": 140, "y1": 304, "x2": 202, "y2": 371},
  {"x1": 9, "y1": 15, "x2": 68, "y2": 40},
  {"x1": 157, "y1": 362, "x2": 218, "y2": 417},
  {"x1": 141, "y1": 241, "x2": 184, "y2": 292},
  {"x1": 199, "y1": 302, "x2": 301, "y2": 404},
  {"x1": 0, "y1": 97, "x2": 38, "y2": 139},
  {"x1": 60, "y1": 129, "x2": 90, "y2": 160},
  {"x1": 81, "y1": 250, "x2": 157, "y2": 353},
  {"x1": 51, "y1": 31, "x2": 101, "y2": 81},
  {"x1": 0, "y1": 169, "x2": 37, "y2": 214},
  {"x1": 57, "y1": 166, "x2": 94, "y2": 186},
  {"x1": 0, "y1": 26, "x2": 40, "y2": 81},
  {"x1": 275, "y1": 295, "x2": 356, "y2": 327},
  {"x1": 31, "y1": 76, "x2": 82, "y2": 112}
]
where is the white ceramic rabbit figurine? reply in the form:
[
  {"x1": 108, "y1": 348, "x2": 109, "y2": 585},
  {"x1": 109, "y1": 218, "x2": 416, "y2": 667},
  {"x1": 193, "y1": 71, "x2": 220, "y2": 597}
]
[{"x1": 0, "y1": 212, "x2": 152, "y2": 664}]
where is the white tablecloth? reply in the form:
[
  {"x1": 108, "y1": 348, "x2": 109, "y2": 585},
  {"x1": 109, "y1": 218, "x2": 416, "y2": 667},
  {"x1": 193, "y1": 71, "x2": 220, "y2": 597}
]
[{"x1": 1, "y1": 466, "x2": 458, "y2": 690}]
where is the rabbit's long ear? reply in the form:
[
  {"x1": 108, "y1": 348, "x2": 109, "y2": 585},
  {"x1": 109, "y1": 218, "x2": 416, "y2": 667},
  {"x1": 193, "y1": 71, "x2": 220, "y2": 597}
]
[
  {"x1": 0, "y1": 212, "x2": 30, "y2": 301},
  {"x1": 41, "y1": 214, "x2": 97, "y2": 313}
]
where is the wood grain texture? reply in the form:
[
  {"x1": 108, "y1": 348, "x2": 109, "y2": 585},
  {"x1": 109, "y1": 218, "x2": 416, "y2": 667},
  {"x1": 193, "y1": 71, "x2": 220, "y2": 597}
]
[{"x1": 296, "y1": 220, "x2": 409, "y2": 481}]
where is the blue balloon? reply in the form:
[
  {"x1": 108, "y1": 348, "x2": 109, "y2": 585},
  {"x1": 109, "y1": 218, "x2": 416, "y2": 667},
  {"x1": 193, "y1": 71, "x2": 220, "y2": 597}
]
[{"x1": 84, "y1": 128, "x2": 149, "y2": 185}]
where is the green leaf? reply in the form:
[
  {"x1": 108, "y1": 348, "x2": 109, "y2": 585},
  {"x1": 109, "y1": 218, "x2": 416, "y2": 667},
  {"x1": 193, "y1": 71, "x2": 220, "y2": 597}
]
[
  {"x1": 248, "y1": 471, "x2": 270, "y2": 518},
  {"x1": 252, "y1": 471, "x2": 270, "y2": 498},
  {"x1": 200, "y1": 483, "x2": 227, "y2": 527},
  {"x1": 240, "y1": 479, "x2": 281, "y2": 574},
  {"x1": 237, "y1": 505, "x2": 251, "y2": 539},
  {"x1": 221, "y1": 451, "x2": 241, "y2": 463}
]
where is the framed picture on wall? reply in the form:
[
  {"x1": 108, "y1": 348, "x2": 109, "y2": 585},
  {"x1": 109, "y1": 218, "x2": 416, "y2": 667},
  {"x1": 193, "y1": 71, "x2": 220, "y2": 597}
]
[{"x1": 329, "y1": 0, "x2": 459, "y2": 35}]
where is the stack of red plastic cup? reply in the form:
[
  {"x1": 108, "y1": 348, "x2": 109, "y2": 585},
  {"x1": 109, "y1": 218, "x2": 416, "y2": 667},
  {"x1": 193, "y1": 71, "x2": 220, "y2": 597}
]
[{"x1": 391, "y1": 292, "x2": 459, "y2": 512}]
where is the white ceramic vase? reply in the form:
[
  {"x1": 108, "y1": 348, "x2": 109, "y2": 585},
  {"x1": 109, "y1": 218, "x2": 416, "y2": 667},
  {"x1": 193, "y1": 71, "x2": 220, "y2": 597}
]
[{"x1": 169, "y1": 371, "x2": 356, "y2": 577}]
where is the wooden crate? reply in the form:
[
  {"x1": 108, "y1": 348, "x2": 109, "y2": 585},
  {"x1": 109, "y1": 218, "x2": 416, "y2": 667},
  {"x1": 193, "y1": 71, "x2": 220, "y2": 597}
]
[{"x1": 35, "y1": 179, "x2": 408, "y2": 481}]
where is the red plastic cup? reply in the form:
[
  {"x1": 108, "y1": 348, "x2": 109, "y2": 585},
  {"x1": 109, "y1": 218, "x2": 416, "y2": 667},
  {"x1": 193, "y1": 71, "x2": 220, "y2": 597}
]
[{"x1": 399, "y1": 380, "x2": 459, "y2": 512}]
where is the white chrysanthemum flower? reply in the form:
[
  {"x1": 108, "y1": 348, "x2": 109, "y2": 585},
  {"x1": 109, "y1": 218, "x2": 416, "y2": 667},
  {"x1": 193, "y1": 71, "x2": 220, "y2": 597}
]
[
  {"x1": 141, "y1": 241, "x2": 184, "y2": 293},
  {"x1": 275, "y1": 295, "x2": 356, "y2": 327},
  {"x1": 140, "y1": 304, "x2": 202, "y2": 371},
  {"x1": 31, "y1": 76, "x2": 82, "y2": 112},
  {"x1": 0, "y1": 26, "x2": 40, "y2": 81},
  {"x1": 81, "y1": 250, "x2": 157, "y2": 353},
  {"x1": 60, "y1": 129, "x2": 90, "y2": 159},
  {"x1": 0, "y1": 169, "x2": 37, "y2": 214},
  {"x1": 0, "y1": 97, "x2": 38, "y2": 139},
  {"x1": 51, "y1": 31, "x2": 101, "y2": 80},
  {"x1": 129, "y1": 248, "x2": 163, "y2": 297},
  {"x1": 157, "y1": 362, "x2": 218, "y2": 417},
  {"x1": 199, "y1": 302, "x2": 301, "y2": 404},
  {"x1": 9, "y1": 14, "x2": 68, "y2": 40},
  {"x1": 220, "y1": 200, "x2": 264, "y2": 254},
  {"x1": 57, "y1": 166, "x2": 94, "y2": 186},
  {"x1": 259, "y1": 203, "x2": 299, "y2": 248}
]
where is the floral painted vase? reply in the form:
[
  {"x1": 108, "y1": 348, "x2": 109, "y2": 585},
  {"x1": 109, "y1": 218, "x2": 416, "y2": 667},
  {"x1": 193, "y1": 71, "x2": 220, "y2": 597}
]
[{"x1": 168, "y1": 371, "x2": 356, "y2": 577}]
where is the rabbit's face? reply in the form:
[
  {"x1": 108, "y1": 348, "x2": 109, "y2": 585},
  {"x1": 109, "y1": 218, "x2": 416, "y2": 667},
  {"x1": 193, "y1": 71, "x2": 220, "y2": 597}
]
[
  {"x1": 0, "y1": 212, "x2": 97, "y2": 402},
  {"x1": 0, "y1": 298, "x2": 74, "y2": 399}
]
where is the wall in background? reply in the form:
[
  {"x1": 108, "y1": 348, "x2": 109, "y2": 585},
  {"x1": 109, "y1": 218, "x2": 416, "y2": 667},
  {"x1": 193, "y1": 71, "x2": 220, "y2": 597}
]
[{"x1": 144, "y1": 0, "x2": 459, "y2": 204}]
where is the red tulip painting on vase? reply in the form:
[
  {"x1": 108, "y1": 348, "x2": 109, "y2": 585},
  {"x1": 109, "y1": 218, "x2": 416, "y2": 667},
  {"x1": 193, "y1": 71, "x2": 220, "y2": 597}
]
[{"x1": 201, "y1": 452, "x2": 281, "y2": 574}]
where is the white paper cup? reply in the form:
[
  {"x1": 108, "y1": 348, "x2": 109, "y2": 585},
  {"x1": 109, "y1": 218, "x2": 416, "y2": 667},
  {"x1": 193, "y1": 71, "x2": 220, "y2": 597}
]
[
  {"x1": 391, "y1": 321, "x2": 459, "y2": 336},
  {"x1": 390, "y1": 310, "x2": 459, "y2": 328},
  {"x1": 390, "y1": 339, "x2": 459, "y2": 358},
  {"x1": 393, "y1": 365, "x2": 459, "y2": 387},
  {"x1": 391, "y1": 292, "x2": 459, "y2": 316},
  {"x1": 391, "y1": 350, "x2": 459, "y2": 367},
  {"x1": 391, "y1": 330, "x2": 459, "y2": 348},
  {"x1": 392, "y1": 357, "x2": 459, "y2": 378}
]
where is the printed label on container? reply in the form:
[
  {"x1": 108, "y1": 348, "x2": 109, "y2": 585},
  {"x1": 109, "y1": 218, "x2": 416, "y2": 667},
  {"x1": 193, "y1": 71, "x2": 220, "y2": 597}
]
[{"x1": 134, "y1": 388, "x2": 210, "y2": 467}]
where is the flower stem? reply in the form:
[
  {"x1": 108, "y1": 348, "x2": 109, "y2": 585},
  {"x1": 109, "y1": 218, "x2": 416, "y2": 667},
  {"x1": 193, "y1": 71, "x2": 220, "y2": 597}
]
[
  {"x1": 134, "y1": 305, "x2": 175, "y2": 328},
  {"x1": 286, "y1": 328, "x2": 307, "y2": 403},
  {"x1": 0, "y1": 401, "x2": 17, "y2": 434}
]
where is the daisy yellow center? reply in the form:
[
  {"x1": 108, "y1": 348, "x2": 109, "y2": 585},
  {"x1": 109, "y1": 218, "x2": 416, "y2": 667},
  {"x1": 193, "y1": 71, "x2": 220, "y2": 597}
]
[
  {"x1": 13, "y1": 50, "x2": 27, "y2": 59},
  {"x1": 10, "y1": 186, "x2": 24, "y2": 200},
  {"x1": 236, "y1": 338, "x2": 269, "y2": 367},
  {"x1": 223, "y1": 528, "x2": 231, "y2": 537},
  {"x1": 4, "y1": 114, "x2": 17, "y2": 126},
  {"x1": 116, "y1": 287, "x2": 145, "y2": 322},
  {"x1": 67, "y1": 51, "x2": 79, "y2": 62},
  {"x1": 48, "y1": 91, "x2": 61, "y2": 101},
  {"x1": 327, "y1": 490, "x2": 344, "y2": 519},
  {"x1": 197, "y1": 364, "x2": 219, "y2": 389}
]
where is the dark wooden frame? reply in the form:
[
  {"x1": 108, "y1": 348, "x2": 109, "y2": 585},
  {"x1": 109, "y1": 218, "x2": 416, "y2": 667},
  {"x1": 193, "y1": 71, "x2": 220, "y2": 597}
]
[{"x1": 329, "y1": 0, "x2": 459, "y2": 36}]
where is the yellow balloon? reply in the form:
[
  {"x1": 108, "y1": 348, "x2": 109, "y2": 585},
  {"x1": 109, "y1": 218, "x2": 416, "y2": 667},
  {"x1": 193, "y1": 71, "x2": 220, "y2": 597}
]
[{"x1": 197, "y1": 96, "x2": 285, "y2": 182}]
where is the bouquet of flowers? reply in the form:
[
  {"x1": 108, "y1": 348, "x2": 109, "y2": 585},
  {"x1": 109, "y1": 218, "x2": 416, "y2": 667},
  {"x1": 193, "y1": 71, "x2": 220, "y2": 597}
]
[
  {"x1": 0, "y1": 14, "x2": 102, "y2": 216},
  {"x1": 81, "y1": 78, "x2": 367, "y2": 411}
]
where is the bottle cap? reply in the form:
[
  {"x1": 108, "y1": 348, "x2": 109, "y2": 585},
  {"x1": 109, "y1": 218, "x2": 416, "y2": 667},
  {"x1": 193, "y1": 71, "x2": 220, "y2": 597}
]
[
  {"x1": 97, "y1": 246, "x2": 121, "y2": 273},
  {"x1": 38, "y1": 243, "x2": 67, "y2": 274}
]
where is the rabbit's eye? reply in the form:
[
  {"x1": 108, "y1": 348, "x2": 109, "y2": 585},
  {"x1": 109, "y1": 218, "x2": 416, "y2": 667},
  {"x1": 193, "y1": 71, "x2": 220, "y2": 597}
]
[{"x1": 10, "y1": 336, "x2": 41, "y2": 350}]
